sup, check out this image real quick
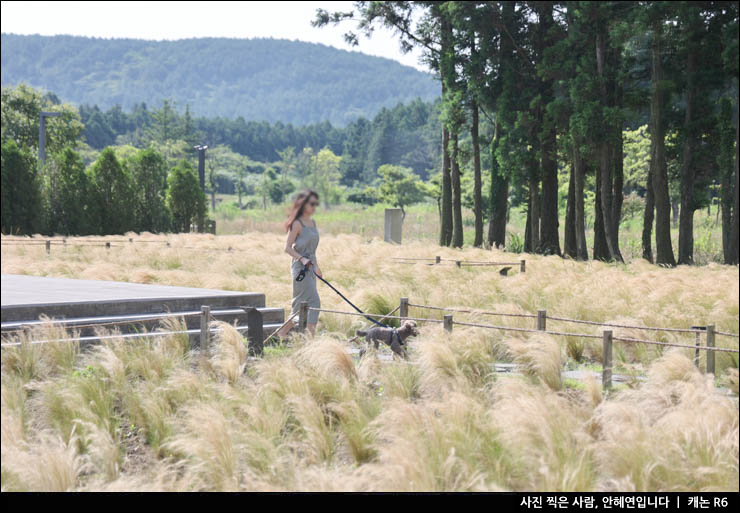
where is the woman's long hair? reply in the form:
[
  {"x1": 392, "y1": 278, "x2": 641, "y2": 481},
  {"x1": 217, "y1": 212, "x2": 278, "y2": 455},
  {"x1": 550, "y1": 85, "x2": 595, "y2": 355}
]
[{"x1": 284, "y1": 189, "x2": 319, "y2": 232}]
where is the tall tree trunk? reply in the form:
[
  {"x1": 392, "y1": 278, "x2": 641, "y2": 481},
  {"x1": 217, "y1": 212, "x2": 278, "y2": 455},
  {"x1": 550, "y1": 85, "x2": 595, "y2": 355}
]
[
  {"x1": 439, "y1": 13, "x2": 453, "y2": 247},
  {"x1": 537, "y1": 3, "x2": 560, "y2": 256},
  {"x1": 528, "y1": 161, "x2": 540, "y2": 253},
  {"x1": 540, "y1": 146, "x2": 560, "y2": 255},
  {"x1": 593, "y1": 170, "x2": 610, "y2": 261},
  {"x1": 451, "y1": 132, "x2": 464, "y2": 248},
  {"x1": 437, "y1": 196, "x2": 442, "y2": 236},
  {"x1": 650, "y1": 23, "x2": 676, "y2": 266},
  {"x1": 678, "y1": 45, "x2": 697, "y2": 265},
  {"x1": 492, "y1": 0, "x2": 515, "y2": 251},
  {"x1": 492, "y1": 174, "x2": 509, "y2": 248},
  {"x1": 487, "y1": 124, "x2": 498, "y2": 247},
  {"x1": 611, "y1": 83, "x2": 625, "y2": 256},
  {"x1": 642, "y1": 147, "x2": 655, "y2": 263},
  {"x1": 595, "y1": 27, "x2": 622, "y2": 262},
  {"x1": 573, "y1": 142, "x2": 588, "y2": 260},
  {"x1": 441, "y1": 125, "x2": 452, "y2": 246},
  {"x1": 730, "y1": 102, "x2": 740, "y2": 265},
  {"x1": 524, "y1": 199, "x2": 532, "y2": 253},
  {"x1": 564, "y1": 159, "x2": 577, "y2": 259},
  {"x1": 471, "y1": 99, "x2": 483, "y2": 247},
  {"x1": 488, "y1": 123, "x2": 508, "y2": 248},
  {"x1": 671, "y1": 199, "x2": 679, "y2": 227}
]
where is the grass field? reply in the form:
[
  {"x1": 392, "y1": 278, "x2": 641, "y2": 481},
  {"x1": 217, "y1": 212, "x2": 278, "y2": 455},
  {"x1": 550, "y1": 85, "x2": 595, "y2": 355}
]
[
  {"x1": 214, "y1": 198, "x2": 728, "y2": 264},
  {"x1": 1, "y1": 227, "x2": 738, "y2": 491}
]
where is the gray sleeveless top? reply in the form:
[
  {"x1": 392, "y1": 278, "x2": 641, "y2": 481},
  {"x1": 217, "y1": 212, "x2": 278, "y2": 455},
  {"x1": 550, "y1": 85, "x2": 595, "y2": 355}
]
[{"x1": 292, "y1": 218, "x2": 319, "y2": 263}]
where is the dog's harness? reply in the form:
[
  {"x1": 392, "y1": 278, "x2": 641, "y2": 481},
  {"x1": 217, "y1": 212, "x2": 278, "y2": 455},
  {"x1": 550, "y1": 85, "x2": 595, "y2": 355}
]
[{"x1": 298, "y1": 264, "x2": 392, "y2": 329}]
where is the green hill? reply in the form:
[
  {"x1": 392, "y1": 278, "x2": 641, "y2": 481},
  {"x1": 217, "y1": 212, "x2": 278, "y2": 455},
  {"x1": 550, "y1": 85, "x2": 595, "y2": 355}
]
[{"x1": 0, "y1": 34, "x2": 439, "y2": 126}]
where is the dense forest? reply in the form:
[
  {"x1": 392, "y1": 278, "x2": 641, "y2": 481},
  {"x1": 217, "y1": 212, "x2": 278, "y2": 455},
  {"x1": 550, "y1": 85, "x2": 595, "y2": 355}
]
[
  {"x1": 77, "y1": 97, "x2": 441, "y2": 175},
  {"x1": 316, "y1": 1, "x2": 739, "y2": 265},
  {"x1": 0, "y1": 34, "x2": 439, "y2": 126}
]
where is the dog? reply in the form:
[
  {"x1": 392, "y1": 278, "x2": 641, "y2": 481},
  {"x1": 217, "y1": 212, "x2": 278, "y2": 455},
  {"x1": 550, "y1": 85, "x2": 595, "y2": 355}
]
[{"x1": 357, "y1": 320, "x2": 419, "y2": 359}]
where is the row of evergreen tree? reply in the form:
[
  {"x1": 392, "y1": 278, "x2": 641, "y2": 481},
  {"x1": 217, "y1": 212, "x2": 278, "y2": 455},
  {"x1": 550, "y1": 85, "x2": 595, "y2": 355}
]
[
  {"x1": 2, "y1": 85, "x2": 207, "y2": 236},
  {"x1": 317, "y1": 1, "x2": 739, "y2": 265},
  {"x1": 2, "y1": 141, "x2": 206, "y2": 236}
]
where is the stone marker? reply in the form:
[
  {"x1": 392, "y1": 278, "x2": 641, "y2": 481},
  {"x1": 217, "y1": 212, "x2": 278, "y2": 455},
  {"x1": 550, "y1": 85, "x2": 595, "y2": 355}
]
[{"x1": 384, "y1": 208, "x2": 403, "y2": 244}]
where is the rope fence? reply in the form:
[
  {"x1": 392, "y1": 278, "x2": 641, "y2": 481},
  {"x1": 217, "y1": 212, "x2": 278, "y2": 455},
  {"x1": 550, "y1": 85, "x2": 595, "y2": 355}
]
[
  {"x1": 407, "y1": 302, "x2": 537, "y2": 319},
  {"x1": 409, "y1": 302, "x2": 734, "y2": 336},
  {"x1": 390, "y1": 256, "x2": 526, "y2": 272},
  {"x1": 450, "y1": 319, "x2": 603, "y2": 339},
  {"x1": 308, "y1": 296, "x2": 737, "y2": 392},
  {"x1": 545, "y1": 315, "x2": 703, "y2": 334},
  {"x1": 402, "y1": 298, "x2": 737, "y2": 390},
  {"x1": 715, "y1": 330, "x2": 740, "y2": 339},
  {"x1": 0, "y1": 239, "x2": 267, "y2": 259},
  {"x1": 610, "y1": 335, "x2": 740, "y2": 353},
  {"x1": 1, "y1": 238, "x2": 170, "y2": 245},
  {"x1": 307, "y1": 307, "x2": 444, "y2": 325},
  {"x1": 310, "y1": 303, "x2": 738, "y2": 353},
  {"x1": 0, "y1": 239, "x2": 251, "y2": 255}
]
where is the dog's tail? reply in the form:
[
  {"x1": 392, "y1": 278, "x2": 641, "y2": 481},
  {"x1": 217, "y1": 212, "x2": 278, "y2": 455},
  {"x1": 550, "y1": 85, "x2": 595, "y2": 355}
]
[{"x1": 355, "y1": 329, "x2": 367, "y2": 337}]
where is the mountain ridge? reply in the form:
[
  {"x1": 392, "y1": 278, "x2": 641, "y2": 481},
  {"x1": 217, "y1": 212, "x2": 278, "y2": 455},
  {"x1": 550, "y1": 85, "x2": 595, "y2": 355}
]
[{"x1": 1, "y1": 33, "x2": 439, "y2": 126}]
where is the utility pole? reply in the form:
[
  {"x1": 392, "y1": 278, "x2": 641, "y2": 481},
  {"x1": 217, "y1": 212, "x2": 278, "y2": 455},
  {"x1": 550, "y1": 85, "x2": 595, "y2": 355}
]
[{"x1": 39, "y1": 111, "x2": 62, "y2": 171}]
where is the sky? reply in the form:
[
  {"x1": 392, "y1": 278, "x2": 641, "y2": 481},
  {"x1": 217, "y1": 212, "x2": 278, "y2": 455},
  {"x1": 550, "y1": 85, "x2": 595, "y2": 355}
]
[{"x1": 0, "y1": 1, "x2": 427, "y2": 70}]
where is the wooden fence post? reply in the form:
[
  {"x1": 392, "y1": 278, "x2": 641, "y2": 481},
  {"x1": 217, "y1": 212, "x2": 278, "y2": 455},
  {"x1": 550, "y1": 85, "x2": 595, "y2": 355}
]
[
  {"x1": 400, "y1": 297, "x2": 409, "y2": 320},
  {"x1": 456, "y1": 260, "x2": 461, "y2": 268},
  {"x1": 706, "y1": 324, "x2": 715, "y2": 376},
  {"x1": 435, "y1": 256, "x2": 441, "y2": 265},
  {"x1": 106, "y1": 242, "x2": 111, "y2": 250},
  {"x1": 46, "y1": 240, "x2": 50, "y2": 255},
  {"x1": 520, "y1": 259, "x2": 526, "y2": 273},
  {"x1": 298, "y1": 301, "x2": 308, "y2": 332},
  {"x1": 200, "y1": 305, "x2": 210, "y2": 352},
  {"x1": 443, "y1": 314, "x2": 453, "y2": 332},
  {"x1": 245, "y1": 307, "x2": 264, "y2": 356},
  {"x1": 537, "y1": 310, "x2": 547, "y2": 331},
  {"x1": 602, "y1": 330, "x2": 613, "y2": 392}
]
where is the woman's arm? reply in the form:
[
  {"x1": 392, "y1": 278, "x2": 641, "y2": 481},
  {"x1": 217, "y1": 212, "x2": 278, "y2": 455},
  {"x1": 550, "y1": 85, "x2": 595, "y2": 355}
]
[
  {"x1": 284, "y1": 222, "x2": 311, "y2": 266},
  {"x1": 311, "y1": 220, "x2": 322, "y2": 277}
]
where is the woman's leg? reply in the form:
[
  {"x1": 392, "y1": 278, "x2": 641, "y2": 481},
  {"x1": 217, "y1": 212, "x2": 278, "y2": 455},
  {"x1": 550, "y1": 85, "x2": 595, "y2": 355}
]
[{"x1": 307, "y1": 323, "x2": 316, "y2": 336}]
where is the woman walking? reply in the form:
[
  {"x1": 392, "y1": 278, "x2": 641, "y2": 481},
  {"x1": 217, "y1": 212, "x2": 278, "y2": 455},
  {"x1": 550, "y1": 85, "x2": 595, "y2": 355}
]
[{"x1": 277, "y1": 190, "x2": 322, "y2": 337}]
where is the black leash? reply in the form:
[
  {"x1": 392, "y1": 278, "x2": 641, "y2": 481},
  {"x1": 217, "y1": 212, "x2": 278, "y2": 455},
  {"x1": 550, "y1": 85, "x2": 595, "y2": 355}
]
[{"x1": 297, "y1": 265, "x2": 391, "y2": 329}]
